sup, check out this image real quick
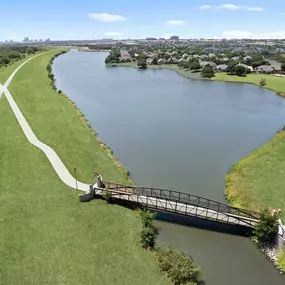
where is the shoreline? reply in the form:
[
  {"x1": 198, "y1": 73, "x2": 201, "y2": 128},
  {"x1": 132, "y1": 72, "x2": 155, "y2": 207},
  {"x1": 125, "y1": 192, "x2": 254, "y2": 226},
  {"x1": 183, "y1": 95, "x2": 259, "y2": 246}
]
[
  {"x1": 109, "y1": 61, "x2": 285, "y2": 272},
  {"x1": 51, "y1": 51, "x2": 133, "y2": 184}
]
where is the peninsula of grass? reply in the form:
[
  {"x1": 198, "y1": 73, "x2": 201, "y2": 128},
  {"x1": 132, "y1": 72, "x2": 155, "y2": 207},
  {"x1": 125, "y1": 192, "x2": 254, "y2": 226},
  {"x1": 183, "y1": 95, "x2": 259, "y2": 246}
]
[
  {"x1": 9, "y1": 50, "x2": 130, "y2": 183},
  {"x1": 107, "y1": 62, "x2": 203, "y2": 80},
  {"x1": 0, "y1": 52, "x2": 170, "y2": 284},
  {"x1": 212, "y1": 72, "x2": 285, "y2": 96}
]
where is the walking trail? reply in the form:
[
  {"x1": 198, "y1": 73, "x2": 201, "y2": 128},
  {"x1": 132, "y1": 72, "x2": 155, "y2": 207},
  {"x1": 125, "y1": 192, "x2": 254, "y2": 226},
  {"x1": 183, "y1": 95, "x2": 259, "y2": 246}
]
[{"x1": 0, "y1": 54, "x2": 89, "y2": 192}]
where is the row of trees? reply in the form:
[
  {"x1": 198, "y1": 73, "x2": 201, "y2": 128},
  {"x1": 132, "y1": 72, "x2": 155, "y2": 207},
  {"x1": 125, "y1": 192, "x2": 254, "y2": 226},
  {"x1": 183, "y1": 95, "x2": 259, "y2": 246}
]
[
  {"x1": 0, "y1": 46, "x2": 39, "y2": 67},
  {"x1": 139, "y1": 209, "x2": 203, "y2": 285}
]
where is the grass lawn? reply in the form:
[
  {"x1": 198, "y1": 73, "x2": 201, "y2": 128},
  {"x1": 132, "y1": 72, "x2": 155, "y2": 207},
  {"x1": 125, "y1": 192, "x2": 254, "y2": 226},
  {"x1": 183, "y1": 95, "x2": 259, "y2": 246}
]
[
  {"x1": 278, "y1": 251, "x2": 285, "y2": 272},
  {"x1": 8, "y1": 50, "x2": 130, "y2": 183},
  {"x1": 225, "y1": 130, "x2": 285, "y2": 221},
  {"x1": 212, "y1": 72, "x2": 285, "y2": 95},
  {"x1": 108, "y1": 62, "x2": 203, "y2": 80},
  {"x1": 0, "y1": 52, "x2": 44, "y2": 83},
  {"x1": 0, "y1": 53, "x2": 169, "y2": 284}
]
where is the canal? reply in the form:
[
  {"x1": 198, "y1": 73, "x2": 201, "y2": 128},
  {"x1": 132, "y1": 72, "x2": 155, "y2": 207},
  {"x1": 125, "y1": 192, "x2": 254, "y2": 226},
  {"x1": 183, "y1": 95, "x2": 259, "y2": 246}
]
[{"x1": 53, "y1": 50, "x2": 285, "y2": 285}]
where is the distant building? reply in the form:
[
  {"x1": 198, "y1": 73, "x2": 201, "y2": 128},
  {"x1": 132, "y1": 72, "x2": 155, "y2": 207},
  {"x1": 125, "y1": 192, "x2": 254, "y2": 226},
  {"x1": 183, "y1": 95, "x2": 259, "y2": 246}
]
[
  {"x1": 170, "y1": 35, "x2": 179, "y2": 40},
  {"x1": 146, "y1": 37, "x2": 157, "y2": 40},
  {"x1": 23, "y1": 37, "x2": 29, "y2": 42},
  {"x1": 45, "y1": 38, "x2": 51, "y2": 42}
]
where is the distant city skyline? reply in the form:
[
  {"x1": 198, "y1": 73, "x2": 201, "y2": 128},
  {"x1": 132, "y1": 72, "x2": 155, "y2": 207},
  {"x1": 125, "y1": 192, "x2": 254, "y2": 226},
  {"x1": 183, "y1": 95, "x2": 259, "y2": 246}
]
[{"x1": 1, "y1": 0, "x2": 285, "y2": 41}]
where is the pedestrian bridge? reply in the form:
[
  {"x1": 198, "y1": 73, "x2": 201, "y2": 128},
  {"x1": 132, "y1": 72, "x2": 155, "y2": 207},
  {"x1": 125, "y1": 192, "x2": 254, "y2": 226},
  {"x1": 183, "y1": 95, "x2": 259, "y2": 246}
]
[{"x1": 80, "y1": 182, "x2": 260, "y2": 228}]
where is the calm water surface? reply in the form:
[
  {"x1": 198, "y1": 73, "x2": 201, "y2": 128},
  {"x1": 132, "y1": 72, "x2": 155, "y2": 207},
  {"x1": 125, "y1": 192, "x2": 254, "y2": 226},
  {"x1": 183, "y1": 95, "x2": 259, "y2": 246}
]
[{"x1": 53, "y1": 50, "x2": 285, "y2": 285}]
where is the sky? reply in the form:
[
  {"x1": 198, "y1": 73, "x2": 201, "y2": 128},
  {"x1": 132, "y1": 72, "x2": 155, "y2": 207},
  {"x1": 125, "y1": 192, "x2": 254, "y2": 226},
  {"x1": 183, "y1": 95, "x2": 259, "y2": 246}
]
[{"x1": 1, "y1": 0, "x2": 285, "y2": 41}]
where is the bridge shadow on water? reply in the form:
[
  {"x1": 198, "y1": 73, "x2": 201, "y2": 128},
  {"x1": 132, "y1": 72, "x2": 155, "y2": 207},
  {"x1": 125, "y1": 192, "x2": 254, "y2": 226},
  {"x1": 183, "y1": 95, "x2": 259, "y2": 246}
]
[
  {"x1": 153, "y1": 210, "x2": 253, "y2": 237},
  {"x1": 98, "y1": 196, "x2": 253, "y2": 237}
]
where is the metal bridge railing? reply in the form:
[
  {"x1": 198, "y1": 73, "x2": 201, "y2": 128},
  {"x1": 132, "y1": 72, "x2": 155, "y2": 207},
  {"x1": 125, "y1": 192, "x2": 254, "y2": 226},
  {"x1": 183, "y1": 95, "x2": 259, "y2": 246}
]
[{"x1": 104, "y1": 182, "x2": 260, "y2": 220}]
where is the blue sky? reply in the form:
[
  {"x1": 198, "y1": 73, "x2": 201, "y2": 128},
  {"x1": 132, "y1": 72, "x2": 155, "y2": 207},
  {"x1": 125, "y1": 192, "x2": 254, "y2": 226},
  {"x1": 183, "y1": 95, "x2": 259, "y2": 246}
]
[{"x1": 1, "y1": 0, "x2": 285, "y2": 41}]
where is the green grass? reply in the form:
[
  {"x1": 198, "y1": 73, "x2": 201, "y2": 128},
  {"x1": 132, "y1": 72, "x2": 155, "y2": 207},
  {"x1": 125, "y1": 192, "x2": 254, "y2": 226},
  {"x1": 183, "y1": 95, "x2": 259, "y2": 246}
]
[
  {"x1": 0, "y1": 52, "x2": 170, "y2": 284},
  {"x1": 0, "y1": 53, "x2": 41, "y2": 83},
  {"x1": 212, "y1": 72, "x2": 285, "y2": 95},
  {"x1": 8, "y1": 50, "x2": 130, "y2": 183},
  {"x1": 225, "y1": 130, "x2": 285, "y2": 221},
  {"x1": 278, "y1": 251, "x2": 285, "y2": 272},
  {"x1": 108, "y1": 62, "x2": 203, "y2": 80}
]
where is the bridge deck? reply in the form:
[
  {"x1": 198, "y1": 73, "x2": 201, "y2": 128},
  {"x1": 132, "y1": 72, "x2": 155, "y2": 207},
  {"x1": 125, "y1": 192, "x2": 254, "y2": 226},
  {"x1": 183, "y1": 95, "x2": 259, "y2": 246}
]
[{"x1": 88, "y1": 183, "x2": 260, "y2": 228}]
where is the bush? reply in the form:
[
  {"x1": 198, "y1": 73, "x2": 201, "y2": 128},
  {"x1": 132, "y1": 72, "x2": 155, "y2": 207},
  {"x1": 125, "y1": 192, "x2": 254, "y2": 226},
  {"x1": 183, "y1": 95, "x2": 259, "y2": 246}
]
[
  {"x1": 104, "y1": 189, "x2": 112, "y2": 203},
  {"x1": 201, "y1": 66, "x2": 215, "y2": 78},
  {"x1": 253, "y1": 208, "x2": 279, "y2": 245},
  {"x1": 140, "y1": 209, "x2": 156, "y2": 228},
  {"x1": 259, "y1": 78, "x2": 267, "y2": 86},
  {"x1": 140, "y1": 226, "x2": 157, "y2": 249},
  {"x1": 155, "y1": 246, "x2": 203, "y2": 285}
]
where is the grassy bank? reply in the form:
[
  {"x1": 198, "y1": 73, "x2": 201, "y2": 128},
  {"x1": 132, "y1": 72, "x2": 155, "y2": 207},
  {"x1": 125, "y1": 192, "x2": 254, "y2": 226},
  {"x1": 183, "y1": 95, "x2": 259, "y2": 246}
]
[
  {"x1": 9, "y1": 50, "x2": 130, "y2": 183},
  {"x1": 225, "y1": 129, "x2": 285, "y2": 221},
  {"x1": 212, "y1": 72, "x2": 285, "y2": 96},
  {"x1": 0, "y1": 51, "x2": 170, "y2": 284},
  {"x1": 107, "y1": 62, "x2": 203, "y2": 80}
]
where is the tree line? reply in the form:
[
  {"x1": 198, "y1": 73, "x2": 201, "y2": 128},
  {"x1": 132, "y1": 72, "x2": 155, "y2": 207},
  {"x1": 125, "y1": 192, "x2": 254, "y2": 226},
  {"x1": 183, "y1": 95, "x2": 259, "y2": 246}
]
[{"x1": 0, "y1": 46, "x2": 40, "y2": 67}]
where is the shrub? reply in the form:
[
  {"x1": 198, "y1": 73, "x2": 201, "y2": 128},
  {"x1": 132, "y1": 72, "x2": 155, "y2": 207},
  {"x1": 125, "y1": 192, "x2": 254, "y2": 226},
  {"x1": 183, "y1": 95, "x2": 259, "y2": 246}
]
[
  {"x1": 155, "y1": 246, "x2": 203, "y2": 285},
  {"x1": 140, "y1": 226, "x2": 157, "y2": 249},
  {"x1": 259, "y1": 78, "x2": 267, "y2": 86},
  {"x1": 253, "y1": 208, "x2": 279, "y2": 245},
  {"x1": 104, "y1": 189, "x2": 112, "y2": 203},
  {"x1": 140, "y1": 209, "x2": 156, "y2": 228}
]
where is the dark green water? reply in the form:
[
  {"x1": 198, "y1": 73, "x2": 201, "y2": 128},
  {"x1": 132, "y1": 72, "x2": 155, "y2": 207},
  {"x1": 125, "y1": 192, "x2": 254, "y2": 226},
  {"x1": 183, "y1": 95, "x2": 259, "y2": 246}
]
[{"x1": 53, "y1": 50, "x2": 285, "y2": 285}]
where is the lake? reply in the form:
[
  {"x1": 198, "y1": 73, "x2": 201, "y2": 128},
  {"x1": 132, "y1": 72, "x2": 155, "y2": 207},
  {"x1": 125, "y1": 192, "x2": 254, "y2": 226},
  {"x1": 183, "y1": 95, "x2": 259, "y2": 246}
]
[{"x1": 53, "y1": 50, "x2": 285, "y2": 285}]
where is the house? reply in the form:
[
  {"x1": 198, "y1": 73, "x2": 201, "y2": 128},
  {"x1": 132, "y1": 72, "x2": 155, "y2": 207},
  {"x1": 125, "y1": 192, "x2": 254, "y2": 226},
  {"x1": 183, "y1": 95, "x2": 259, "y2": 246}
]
[
  {"x1": 255, "y1": 65, "x2": 273, "y2": 74},
  {"x1": 120, "y1": 49, "x2": 132, "y2": 62},
  {"x1": 200, "y1": 61, "x2": 217, "y2": 68},
  {"x1": 243, "y1": 55, "x2": 252, "y2": 61},
  {"x1": 222, "y1": 57, "x2": 229, "y2": 62},
  {"x1": 214, "y1": 64, "x2": 228, "y2": 72},
  {"x1": 231, "y1": 56, "x2": 240, "y2": 61},
  {"x1": 237, "y1": 63, "x2": 254, "y2": 72},
  {"x1": 146, "y1": 58, "x2": 154, "y2": 65},
  {"x1": 267, "y1": 60, "x2": 282, "y2": 71},
  {"x1": 157, "y1": 58, "x2": 166, "y2": 65}
]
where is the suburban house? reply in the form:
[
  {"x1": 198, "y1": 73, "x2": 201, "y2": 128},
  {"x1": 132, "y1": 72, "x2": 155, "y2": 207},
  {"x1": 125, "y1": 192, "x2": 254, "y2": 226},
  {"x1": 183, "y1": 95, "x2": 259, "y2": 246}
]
[
  {"x1": 236, "y1": 63, "x2": 254, "y2": 72},
  {"x1": 200, "y1": 61, "x2": 217, "y2": 68},
  {"x1": 255, "y1": 65, "x2": 274, "y2": 74},
  {"x1": 120, "y1": 50, "x2": 132, "y2": 62},
  {"x1": 267, "y1": 60, "x2": 282, "y2": 72},
  {"x1": 214, "y1": 64, "x2": 228, "y2": 72}
]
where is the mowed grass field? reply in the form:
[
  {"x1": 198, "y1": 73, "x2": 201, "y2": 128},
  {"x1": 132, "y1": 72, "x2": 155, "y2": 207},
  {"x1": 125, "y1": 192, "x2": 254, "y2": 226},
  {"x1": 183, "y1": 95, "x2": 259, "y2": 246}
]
[
  {"x1": 0, "y1": 52, "x2": 170, "y2": 284},
  {"x1": 226, "y1": 130, "x2": 285, "y2": 221},
  {"x1": 8, "y1": 50, "x2": 130, "y2": 183},
  {"x1": 212, "y1": 72, "x2": 285, "y2": 95}
]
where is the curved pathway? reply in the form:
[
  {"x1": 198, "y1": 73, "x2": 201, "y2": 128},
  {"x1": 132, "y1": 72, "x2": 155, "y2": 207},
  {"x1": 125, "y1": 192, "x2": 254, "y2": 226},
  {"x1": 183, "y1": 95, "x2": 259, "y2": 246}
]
[{"x1": 1, "y1": 54, "x2": 89, "y2": 192}]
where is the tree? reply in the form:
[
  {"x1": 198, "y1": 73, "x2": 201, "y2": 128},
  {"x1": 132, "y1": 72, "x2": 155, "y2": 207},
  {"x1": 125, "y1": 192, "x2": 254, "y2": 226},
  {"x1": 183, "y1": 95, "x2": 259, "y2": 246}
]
[
  {"x1": 155, "y1": 246, "x2": 203, "y2": 285},
  {"x1": 201, "y1": 66, "x2": 215, "y2": 78},
  {"x1": 137, "y1": 58, "x2": 147, "y2": 69},
  {"x1": 253, "y1": 208, "x2": 279, "y2": 245},
  {"x1": 259, "y1": 78, "x2": 267, "y2": 87},
  {"x1": 189, "y1": 62, "x2": 201, "y2": 71},
  {"x1": 140, "y1": 227, "x2": 157, "y2": 249},
  {"x1": 281, "y1": 63, "x2": 285, "y2": 72},
  {"x1": 234, "y1": 65, "x2": 246, "y2": 76}
]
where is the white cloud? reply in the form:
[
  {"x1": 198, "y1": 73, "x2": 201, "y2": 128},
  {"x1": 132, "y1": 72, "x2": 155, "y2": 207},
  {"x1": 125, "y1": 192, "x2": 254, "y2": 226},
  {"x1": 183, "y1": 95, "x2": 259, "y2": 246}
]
[
  {"x1": 199, "y1": 4, "x2": 264, "y2": 11},
  {"x1": 221, "y1": 30, "x2": 285, "y2": 39},
  {"x1": 104, "y1": 31, "x2": 122, "y2": 37},
  {"x1": 88, "y1": 13, "x2": 126, "y2": 22},
  {"x1": 245, "y1": 6, "x2": 264, "y2": 11},
  {"x1": 218, "y1": 4, "x2": 240, "y2": 10},
  {"x1": 165, "y1": 20, "x2": 185, "y2": 25},
  {"x1": 198, "y1": 5, "x2": 212, "y2": 9}
]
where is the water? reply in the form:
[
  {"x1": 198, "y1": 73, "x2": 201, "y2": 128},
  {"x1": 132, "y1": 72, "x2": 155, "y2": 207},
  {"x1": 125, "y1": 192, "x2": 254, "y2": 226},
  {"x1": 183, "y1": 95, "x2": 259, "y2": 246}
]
[{"x1": 53, "y1": 50, "x2": 285, "y2": 285}]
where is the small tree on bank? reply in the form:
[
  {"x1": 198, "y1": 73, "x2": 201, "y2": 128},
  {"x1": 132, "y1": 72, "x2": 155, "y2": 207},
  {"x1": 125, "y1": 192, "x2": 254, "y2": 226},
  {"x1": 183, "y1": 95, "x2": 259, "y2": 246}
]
[
  {"x1": 253, "y1": 208, "x2": 279, "y2": 245},
  {"x1": 155, "y1": 246, "x2": 203, "y2": 285},
  {"x1": 201, "y1": 66, "x2": 215, "y2": 78},
  {"x1": 139, "y1": 209, "x2": 157, "y2": 249},
  {"x1": 137, "y1": 58, "x2": 147, "y2": 69},
  {"x1": 259, "y1": 78, "x2": 267, "y2": 87}
]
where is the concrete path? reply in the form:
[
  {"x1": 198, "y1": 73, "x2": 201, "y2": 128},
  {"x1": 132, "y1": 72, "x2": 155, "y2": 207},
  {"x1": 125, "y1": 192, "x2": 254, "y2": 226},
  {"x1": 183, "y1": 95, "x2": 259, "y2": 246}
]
[{"x1": 1, "y1": 54, "x2": 89, "y2": 192}]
